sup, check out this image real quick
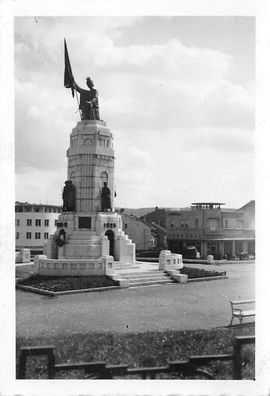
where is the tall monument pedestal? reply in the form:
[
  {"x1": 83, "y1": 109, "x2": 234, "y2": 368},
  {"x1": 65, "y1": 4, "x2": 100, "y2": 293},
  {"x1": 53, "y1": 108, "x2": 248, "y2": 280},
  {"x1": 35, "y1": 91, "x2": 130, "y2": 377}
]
[{"x1": 35, "y1": 120, "x2": 135, "y2": 276}]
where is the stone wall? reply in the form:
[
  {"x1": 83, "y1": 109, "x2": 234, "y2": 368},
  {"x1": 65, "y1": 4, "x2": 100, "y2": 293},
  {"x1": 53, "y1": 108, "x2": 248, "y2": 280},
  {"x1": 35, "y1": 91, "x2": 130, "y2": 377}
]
[{"x1": 34, "y1": 255, "x2": 114, "y2": 276}]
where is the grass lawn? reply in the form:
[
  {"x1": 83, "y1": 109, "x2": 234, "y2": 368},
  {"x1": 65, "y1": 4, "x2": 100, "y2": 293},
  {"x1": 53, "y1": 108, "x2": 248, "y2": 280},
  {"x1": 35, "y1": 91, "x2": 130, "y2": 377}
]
[{"x1": 16, "y1": 323, "x2": 254, "y2": 379}]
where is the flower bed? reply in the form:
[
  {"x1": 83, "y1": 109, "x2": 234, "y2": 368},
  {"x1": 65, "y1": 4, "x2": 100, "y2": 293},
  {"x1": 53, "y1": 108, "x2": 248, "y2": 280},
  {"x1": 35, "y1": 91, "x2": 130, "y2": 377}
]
[
  {"x1": 180, "y1": 267, "x2": 226, "y2": 279},
  {"x1": 16, "y1": 274, "x2": 117, "y2": 292}
]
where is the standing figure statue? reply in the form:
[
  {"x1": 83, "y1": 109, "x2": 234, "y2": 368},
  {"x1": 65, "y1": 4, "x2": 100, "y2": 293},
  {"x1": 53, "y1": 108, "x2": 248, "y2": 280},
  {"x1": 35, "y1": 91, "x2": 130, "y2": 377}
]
[
  {"x1": 101, "y1": 182, "x2": 111, "y2": 211},
  {"x1": 73, "y1": 77, "x2": 100, "y2": 121},
  {"x1": 62, "y1": 180, "x2": 76, "y2": 212}
]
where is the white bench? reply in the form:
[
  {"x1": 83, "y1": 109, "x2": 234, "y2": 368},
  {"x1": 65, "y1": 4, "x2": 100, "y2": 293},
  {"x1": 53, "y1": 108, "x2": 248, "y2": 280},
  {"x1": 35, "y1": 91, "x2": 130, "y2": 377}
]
[{"x1": 229, "y1": 300, "x2": 255, "y2": 326}]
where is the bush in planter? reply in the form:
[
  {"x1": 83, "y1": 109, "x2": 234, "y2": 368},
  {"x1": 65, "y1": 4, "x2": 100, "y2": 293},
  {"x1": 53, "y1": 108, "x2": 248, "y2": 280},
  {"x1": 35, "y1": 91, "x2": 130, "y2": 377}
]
[
  {"x1": 180, "y1": 267, "x2": 226, "y2": 279},
  {"x1": 17, "y1": 274, "x2": 117, "y2": 292}
]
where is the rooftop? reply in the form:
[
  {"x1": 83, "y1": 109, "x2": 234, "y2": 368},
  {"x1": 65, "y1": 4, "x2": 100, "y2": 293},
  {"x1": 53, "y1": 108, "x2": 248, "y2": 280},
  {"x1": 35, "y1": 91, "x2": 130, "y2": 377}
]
[
  {"x1": 191, "y1": 202, "x2": 225, "y2": 209},
  {"x1": 15, "y1": 201, "x2": 61, "y2": 208}
]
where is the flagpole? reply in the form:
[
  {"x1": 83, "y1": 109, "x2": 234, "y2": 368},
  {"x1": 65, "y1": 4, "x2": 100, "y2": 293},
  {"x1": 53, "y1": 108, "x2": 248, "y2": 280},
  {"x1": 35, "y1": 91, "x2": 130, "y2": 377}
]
[{"x1": 73, "y1": 79, "x2": 82, "y2": 120}]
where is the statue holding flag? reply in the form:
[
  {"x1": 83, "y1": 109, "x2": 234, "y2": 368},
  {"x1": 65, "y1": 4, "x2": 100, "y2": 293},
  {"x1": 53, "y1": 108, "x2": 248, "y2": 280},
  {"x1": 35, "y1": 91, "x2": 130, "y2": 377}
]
[
  {"x1": 64, "y1": 39, "x2": 100, "y2": 121},
  {"x1": 73, "y1": 77, "x2": 100, "y2": 121}
]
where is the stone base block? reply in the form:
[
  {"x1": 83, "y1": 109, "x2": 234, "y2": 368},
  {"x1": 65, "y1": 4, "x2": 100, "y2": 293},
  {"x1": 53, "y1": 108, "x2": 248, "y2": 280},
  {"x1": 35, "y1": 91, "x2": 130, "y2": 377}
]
[
  {"x1": 166, "y1": 269, "x2": 188, "y2": 283},
  {"x1": 159, "y1": 250, "x2": 183, "y2": 271},
  {"x1": 34, "y1": 255, "x2": 47, "y2": 273},
  {"x1": 16, "y1": 249, "x2": 31, "y2": 263},
  {"x1": 175, "y1": 273, "x2": 188, "y2": 283},
  {"x1": 111, "y1": 277, "x2": 129, "y2": 288}
]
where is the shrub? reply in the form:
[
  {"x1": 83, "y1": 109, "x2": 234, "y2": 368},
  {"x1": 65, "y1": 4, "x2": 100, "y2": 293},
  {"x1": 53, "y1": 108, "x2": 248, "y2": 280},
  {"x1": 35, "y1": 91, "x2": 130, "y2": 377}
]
[
  {"x1": 180, "y1": 267, "x2": 226, "y2": 279},
  {"x1": 17, "y1": 274, "x2": 116, "y2": 292}
]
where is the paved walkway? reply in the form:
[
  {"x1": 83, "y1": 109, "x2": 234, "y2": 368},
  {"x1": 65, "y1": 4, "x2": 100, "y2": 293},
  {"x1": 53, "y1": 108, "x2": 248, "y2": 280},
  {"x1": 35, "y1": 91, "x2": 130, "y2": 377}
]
[{"x1": 16, "y1": 262, "x2": 255, "y2": 338}]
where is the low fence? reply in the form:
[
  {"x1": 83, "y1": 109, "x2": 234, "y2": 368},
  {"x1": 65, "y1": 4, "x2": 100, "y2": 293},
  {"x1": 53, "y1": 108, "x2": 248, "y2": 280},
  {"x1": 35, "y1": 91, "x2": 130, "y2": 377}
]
[{"x1": 17, "y1": 335, "x2": 254, "y2": 380}]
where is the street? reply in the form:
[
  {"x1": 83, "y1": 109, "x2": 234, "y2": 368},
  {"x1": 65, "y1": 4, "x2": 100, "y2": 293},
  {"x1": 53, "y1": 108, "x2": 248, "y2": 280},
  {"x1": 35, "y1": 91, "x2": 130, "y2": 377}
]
[{"x1": 16, "y1": 263, "x2": 255, "y2": 337}]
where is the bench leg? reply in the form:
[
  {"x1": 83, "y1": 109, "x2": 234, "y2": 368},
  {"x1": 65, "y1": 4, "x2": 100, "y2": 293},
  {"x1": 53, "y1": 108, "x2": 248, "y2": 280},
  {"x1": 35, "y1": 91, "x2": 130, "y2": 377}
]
[
  {"x1": 229, "y1": 316, "x2": 234, "y2": 326},
  {"x1": 239, "y1": 316, "x2": 243, "y2": 325}
]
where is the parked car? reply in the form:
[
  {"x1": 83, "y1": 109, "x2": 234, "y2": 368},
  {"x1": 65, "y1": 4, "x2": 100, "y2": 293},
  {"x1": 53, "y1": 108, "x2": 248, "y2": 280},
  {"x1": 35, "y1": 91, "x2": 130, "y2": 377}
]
[{"x1": 181, "y1": 246, "x2": 199, "y2": 259}]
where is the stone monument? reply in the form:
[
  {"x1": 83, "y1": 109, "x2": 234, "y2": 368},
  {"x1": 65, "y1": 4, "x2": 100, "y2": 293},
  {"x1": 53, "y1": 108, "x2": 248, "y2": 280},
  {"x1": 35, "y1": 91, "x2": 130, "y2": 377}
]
[{"x1": 34, "y1": 42, "x2": 135, "y2": 276}]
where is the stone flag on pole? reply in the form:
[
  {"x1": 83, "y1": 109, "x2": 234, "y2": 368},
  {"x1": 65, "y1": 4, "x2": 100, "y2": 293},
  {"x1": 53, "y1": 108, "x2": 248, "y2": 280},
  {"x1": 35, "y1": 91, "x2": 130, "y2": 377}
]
[{"x1": 64, "y1": 38, "x2": 74, "y2": 97}]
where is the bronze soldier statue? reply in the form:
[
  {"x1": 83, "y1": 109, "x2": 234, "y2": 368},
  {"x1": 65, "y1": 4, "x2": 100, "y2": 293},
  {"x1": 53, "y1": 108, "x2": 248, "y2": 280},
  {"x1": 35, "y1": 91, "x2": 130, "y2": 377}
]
[
  {"x1": 62, "y1": 180, "x2": 76, "y2": 212},
  {"x1": 101, "y1": 182, "x2": 111, "y2": 211},
  {"x1": 73, "y1": 77, "x2": 100, "y2": 121}
]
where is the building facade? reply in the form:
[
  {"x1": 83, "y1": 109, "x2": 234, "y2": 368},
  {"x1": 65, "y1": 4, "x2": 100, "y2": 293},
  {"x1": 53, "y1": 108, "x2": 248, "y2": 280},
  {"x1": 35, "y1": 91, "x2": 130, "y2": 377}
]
[
  {"x1": 15, "y1": 202, "x2": 62, "y2": 255},
  {"x1": 121, "y1": 213, "x2": 156, "y2": 251},
  {"x1": 144, "y1": 201, "x2": 255, "y2": 259}
]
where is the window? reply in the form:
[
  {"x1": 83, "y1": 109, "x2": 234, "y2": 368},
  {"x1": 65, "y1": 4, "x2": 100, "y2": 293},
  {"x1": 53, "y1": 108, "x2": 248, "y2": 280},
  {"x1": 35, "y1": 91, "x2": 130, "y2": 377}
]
[
  {"x1": 207, "y1": 218, "x2": 219, "y2": 230},
  {"x1": 44, "y1": 219, "x2": 49, "y2": 226},
  {"x1": 35, "y1": 219, "x2": 41, "y2": 226},
  {"x1": 34, "y1": 208, "x2": 40, "y2": 212},
  {"x1": 35, "y1": 232, "x2": 41, "y2": 239},
  {"x1": 195, "y1": 219, "x2": 199, "y2": 228},
  {"x1": 16, "y1": 219, "x2": 20, "y2": 226},
  {"x1": 44, "y1": 233, "x2": 49, "y2": 239},
  {"x1": 171, "y1": 223, "x2": 174, "y2": 228},
  {"x1": 125, "y1": 224, "x2": 127, "y2": 229},
  {"x1": 27, "y1": 219, "x2": 32, "y2": 226},
  {"x1": 26, "y1": 232, "x2": 31, "y2": 239},
  {"x1": 180, "y1": 221, "x2": 188, "y2": 228},
  {"x1": 16, "y1": 232, "x2": 19, "y2": 239},
  {"x1": 224, "y1": 219, "x2": 229, "y2": 228},
  {"x1": 237, "y1": 220, "x2": 243, "y2": 229}
]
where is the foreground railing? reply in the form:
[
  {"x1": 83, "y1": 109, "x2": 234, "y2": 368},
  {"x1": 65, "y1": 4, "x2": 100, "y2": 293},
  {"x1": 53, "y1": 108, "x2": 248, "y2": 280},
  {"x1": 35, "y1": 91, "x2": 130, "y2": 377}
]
[{"x1": 17, "y1": 335, "x2": 255, "y2": 380}]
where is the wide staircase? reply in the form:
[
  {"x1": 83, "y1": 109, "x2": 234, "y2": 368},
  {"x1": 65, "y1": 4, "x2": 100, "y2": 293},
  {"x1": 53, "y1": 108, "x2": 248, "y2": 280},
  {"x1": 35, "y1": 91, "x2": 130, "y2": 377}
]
[{"x1": 117, "y1": 269, "x2": 175, "y2": 288}]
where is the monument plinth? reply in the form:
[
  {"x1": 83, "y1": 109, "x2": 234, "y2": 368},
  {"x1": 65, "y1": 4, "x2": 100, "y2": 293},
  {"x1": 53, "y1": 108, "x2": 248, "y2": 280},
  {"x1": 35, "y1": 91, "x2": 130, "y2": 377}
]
[{"x1": 67, "y1": 120, "x2": 115, "y2": 213}]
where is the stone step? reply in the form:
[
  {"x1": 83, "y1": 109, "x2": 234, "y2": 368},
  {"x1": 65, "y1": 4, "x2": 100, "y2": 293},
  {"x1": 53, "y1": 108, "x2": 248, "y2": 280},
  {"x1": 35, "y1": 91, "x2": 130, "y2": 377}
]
[
  {"x1": 116, "y1": 270, "x2": 175, "y2": 288},
  {"x1": 116, "y1": 270, "x2": 163, "y2": 277},
  {"x1": 114, "y1": 264, "x2": 138, "y2": 270},
  {"x1": 118, "y1": 272, "x2": 169, "y2": 279},
  {"x1": 129, "y1": 279, "x2": 175, "y2": 288},
  {"x1": 128, "y1": 275, "x2": 172, "y2": 282}
]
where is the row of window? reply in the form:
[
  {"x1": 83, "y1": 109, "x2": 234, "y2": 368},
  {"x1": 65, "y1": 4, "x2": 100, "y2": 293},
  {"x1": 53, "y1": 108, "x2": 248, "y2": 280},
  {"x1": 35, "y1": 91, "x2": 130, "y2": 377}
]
[
  {"x1": 16, "y1": 232, "x2": 49, "y2": 240},
  {"x1": 171, "y1": 223, "x2": 189, "y2": 228},
  {"x1": 170, "y1": 219, "x2": 243, "y2": 230},
  {"x1": 16, "y1": 219, "x2": 58, "y2": 227},
  {"x1": 170, "y1": 234, "x2": 200, "y2": 239},
  {"x1": 15, "y1": 206, "x2": 61, "y2": 213}
]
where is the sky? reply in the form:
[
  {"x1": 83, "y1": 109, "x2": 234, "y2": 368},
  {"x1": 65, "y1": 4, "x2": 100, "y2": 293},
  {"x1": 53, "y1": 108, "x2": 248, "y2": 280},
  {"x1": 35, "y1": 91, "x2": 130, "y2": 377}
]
[{"x1": 14, "y1": 16, "x2": 255, "y2": 209}]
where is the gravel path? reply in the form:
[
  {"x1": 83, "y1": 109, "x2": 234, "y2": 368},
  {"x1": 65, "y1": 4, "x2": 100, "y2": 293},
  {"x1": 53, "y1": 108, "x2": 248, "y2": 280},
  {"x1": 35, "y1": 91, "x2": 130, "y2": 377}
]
[{"x1": 16, "y1": 263, "x2": 255, "y2": 337}]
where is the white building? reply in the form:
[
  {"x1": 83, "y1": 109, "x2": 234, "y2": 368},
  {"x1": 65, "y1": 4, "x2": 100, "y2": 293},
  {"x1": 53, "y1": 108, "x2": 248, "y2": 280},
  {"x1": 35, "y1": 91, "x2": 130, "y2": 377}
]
[{"x1": 15, "y1": 202, "x2": 62, "y2": 255}]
